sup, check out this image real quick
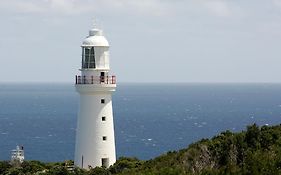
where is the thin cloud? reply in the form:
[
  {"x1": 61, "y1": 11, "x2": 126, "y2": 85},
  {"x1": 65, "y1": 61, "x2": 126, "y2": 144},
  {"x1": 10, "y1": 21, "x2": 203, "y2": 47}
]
[
  {"x1": 201, "y1": 0, "x2": 231, "y2": 17},
  {"x1": 0, "y1": 0, "x2": 236, "y2": 18},
  {"x1": 0, "y1": 1, "x2": 45, "y2": 13},
  {"x1": 273, "y1": 0, "x2": 281, "y2": 7},
  {"x1": 0, "y1": 0, "x2": 176, "y2": 16},
  {"x1": 0, "y1": 0, "x2": 90, "y2": 14}
]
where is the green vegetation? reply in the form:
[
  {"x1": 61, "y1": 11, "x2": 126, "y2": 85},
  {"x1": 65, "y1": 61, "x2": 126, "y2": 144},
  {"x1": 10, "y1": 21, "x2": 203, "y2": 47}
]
[{"x1": 1, "y1": 123, "x2": 281, "y2": 174}]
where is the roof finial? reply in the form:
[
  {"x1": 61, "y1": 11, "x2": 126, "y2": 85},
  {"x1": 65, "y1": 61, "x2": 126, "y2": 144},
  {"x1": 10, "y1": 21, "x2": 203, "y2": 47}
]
[{"x1": 92, "y1": 18, "x2": 98, "y2": 29}]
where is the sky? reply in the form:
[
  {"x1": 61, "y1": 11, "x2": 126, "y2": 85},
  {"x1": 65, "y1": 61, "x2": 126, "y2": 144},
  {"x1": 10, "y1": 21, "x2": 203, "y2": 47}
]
[{"x1": 0, "y1": 0, "x2": 281, "y2": 83}]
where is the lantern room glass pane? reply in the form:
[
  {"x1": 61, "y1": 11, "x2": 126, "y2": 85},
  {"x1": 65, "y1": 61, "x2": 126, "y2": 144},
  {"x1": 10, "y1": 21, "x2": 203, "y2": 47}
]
[
  {"x1": 81, "y1": 48, "x2": 85, "y2": 68},
  {"x1": 82, "y1": 47, "x2": 95, "y2": 69},
  {"x1": 89, "y1": 47, "x2": 95, "y2": 68}
]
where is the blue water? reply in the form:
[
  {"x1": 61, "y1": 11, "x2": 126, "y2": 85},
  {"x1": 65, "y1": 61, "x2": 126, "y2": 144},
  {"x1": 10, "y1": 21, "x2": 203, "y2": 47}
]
[{"x1": 0, "y1": 83, "x2": 281, "y2": 162}]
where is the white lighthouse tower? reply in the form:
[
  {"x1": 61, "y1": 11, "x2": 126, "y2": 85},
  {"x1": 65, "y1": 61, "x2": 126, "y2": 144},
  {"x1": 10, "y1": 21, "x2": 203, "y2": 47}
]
[{"x1": 74, "y1": 26, "x2": 116, "y2": 169}]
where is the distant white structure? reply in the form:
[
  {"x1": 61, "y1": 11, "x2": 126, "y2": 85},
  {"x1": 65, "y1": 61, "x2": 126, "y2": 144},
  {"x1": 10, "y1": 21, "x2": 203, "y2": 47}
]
[
  {"x1": 74, "y1": 26, "x2": 117, "y2": 169},
  {"x1": 11, "y1": 145, "x2": 24, "y2": 164}
]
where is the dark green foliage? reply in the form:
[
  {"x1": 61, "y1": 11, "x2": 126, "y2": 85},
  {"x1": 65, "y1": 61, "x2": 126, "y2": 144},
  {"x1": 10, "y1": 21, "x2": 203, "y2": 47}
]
[
  {"x1": 72, "y1": 167, "x2": 87, "y2": 175},
  {"x1": 1, "y1": 123, "x2": 281, "y2": 175},
  {"x1": 21, "y1": 160, "x2": 46, "y2": 174},
  {"x1": 5, "y1": 167, "x2": 23, "y2": 175},
  {"x1": 116, "y1": 123, "x2": 281, "y2": 175},
  {"x1": 109, "y1": 157, "x2": 142, "y2": 174},
  {"x1": 0, "y1": 161, "x2": 11, "y2": 175},
  {"x1": 46, "y1": 165, "x2": 69, "y2": 175},
  {"x1": 245, "y1": 124, "x2": 261, "y2": 149},
  {"x1": 88, "y1": 167, "x2": 109, "y2": 175}
]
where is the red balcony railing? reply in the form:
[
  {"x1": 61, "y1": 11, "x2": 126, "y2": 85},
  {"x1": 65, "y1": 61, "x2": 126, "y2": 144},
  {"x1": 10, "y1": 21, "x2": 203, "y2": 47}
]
[{"x1": 75, "y1": 76, "x2": 116, "y2": 85}]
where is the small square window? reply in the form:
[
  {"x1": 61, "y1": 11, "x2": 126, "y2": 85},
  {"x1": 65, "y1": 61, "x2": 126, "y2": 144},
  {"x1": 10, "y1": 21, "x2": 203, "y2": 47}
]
[
  {"x1": 102, "y1": 136, "x2": 107, "y2": 141},
  {"x1": 102, "y1": 116, "x2": 106, "y2": 121},
  {"x1": 101, "y1": 99, "x2": 105, "y2": 104}
]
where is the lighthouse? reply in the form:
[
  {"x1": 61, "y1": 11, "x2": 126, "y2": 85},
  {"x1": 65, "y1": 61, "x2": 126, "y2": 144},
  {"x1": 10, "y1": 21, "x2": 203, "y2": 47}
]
[{"x1": 74, "y1": 26, "x2": 116, "y2": 169}]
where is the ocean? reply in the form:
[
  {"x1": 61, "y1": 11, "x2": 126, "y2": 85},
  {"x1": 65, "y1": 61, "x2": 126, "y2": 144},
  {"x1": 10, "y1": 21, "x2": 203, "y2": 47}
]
[{"x1": 0, "y1": 83, "x2": 281, "y2": 162}]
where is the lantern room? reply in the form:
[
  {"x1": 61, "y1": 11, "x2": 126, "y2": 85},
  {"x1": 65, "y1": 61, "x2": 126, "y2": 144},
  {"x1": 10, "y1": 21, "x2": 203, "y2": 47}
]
[{"x1": 81, "y1": 28, "x2": 110, "y2": 70}]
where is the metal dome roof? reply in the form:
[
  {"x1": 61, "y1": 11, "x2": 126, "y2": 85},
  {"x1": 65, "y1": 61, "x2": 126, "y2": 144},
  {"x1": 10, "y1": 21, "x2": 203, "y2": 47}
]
[{"x1": 81, "y1": 28, "x2": 109, "y2": 47}]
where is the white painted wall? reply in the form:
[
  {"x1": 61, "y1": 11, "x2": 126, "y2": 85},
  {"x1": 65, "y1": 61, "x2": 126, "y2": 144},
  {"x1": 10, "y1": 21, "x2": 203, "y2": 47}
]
[
  {"x1": 81, "y1": 70, "x2": 109, "y2": 77},
  {"x1": 74, "y1": 86, "x2": 116, "y2": 169}
]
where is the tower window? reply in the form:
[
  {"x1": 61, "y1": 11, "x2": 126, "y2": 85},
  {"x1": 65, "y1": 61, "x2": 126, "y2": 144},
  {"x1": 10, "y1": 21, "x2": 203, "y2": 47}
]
[
  {"x1": 102, "y1": 116, "x2": 106, "y2": 121},
  {"x1": 102, "y1": 136, "x2": 107, "y2": 141},
  {"x1": 82, "y1": 47, "x2": 95, "y2": 69},
  {"x1": 101, "y1": 99, "x2": 105, "y2": 104}
]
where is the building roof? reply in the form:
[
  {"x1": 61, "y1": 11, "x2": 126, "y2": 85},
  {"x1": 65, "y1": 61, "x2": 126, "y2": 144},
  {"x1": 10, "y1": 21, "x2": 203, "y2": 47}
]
[{"x1": 82, "y1": 28, "x2": 109, "y2": 47}]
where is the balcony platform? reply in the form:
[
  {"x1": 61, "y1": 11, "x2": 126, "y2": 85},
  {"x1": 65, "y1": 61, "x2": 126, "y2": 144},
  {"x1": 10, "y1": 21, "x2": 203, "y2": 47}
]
[{"x1": 75, "y1": 76, "x2": 116, "y2": 85}]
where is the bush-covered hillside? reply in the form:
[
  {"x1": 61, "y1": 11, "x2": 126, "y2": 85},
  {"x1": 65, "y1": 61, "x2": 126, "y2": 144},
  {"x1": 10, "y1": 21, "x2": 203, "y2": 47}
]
[{"x1": 1, "y1": 123, "x2": 281, "y2": 175}]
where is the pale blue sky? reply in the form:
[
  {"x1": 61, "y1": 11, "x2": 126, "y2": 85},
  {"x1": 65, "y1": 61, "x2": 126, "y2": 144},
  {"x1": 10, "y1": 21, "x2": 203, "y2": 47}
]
[{"x1": 0, "y1": 0, "x2": 281, "y2": 83}]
